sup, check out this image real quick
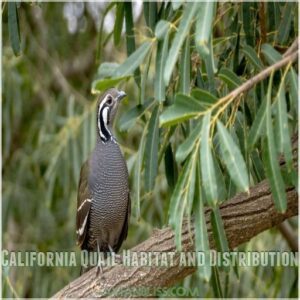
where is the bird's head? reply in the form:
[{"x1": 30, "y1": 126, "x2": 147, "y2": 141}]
[{"x1": 96, "y1": 88, "x2": 127, "y2": 143}]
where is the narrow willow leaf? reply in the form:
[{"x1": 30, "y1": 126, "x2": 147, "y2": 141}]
[
  {"x1": 134, "y1": 122, "x2": 148, "y2": 218},
  {"x1": 261, "y1": 44, "x2": 282, "y2": 65},
  {"x1": 144, "y1": 105, "x2": 160, "y2": 192},
  {"x1": 287, "y1": 69, "x2": 298, "y2": 113},
  {"x1": 155, "y1": 20, "x2": 170, "y2": 40},
  {"x1": 141, "y1": 53, "x2": 152, "y2": 105},
  {"x1": 91, "y1": 76, "x2": 130, "y2": 93},
  {"x1": 171, "y1": 0, "x2": 183, "y2": 11},
  {"x1": 124, "y1": 2, "x2": 141, "y2": 86},
  {"x1": 211, "y1": 208, "x2": 229, "y2": 252},
  {"x1": 179, "y1": 36, "x2": 191, "y2": 94},
  {"x1": 191, "y1": 88, "x2": 217, "y2": 105},
  {"x1": 96, "y1": 2, "x2": 115, "y2": 63},
  {"x1": 114, "y1": 2, "x2": 124, "y2": 46},
  {"x1": 276, "y1": 3, "x2": 293, "y2": 45},
  {"x1": 195, "y1": 162, "x2": 211, "y2": 282},
  {"x1": 169, "y1": 157, "x2": 191, "y2": 224},
  {"x1": 217, "y1": 121, "x2": 249, "y2": 192},
  {"x1": 124, "y1": 2, "x2": 136, "y2": 56},
  {"x1": 275, "y1": 87, "x2": 292, "y2": 156},
  {"x1": 251, "y1": 149, "x2": 265, "y2": 182},
  {"x1": 213, "y1": 156, "x2": 227, "y2": 203},
  {"x1": 176, "y1": 120, "x2": 202, "y2": 163},
  {"x1": 144, "y1": 2, "x2": 157, "y2": 33},
  {"x1": 242, "y1": 2, "x2": 255, "y2": 47},
  {"x1": 97, "y1": 62, "x2": 120, "y2": 78},
  {"x1": 155, "y1": 30, "x2": 169, "y2": 102},
  {"x1": 242, "y1": 45, "x2": 264, "y2": 71},
  {"x1": 113, "y1": 41, "x2": 152, "y2": 77},
  {"x1": 267, "y1": 2, "x2": 280, "y2": 32},
  {"x1": 264, "y1": 76, "x2": 287, "y2": 212},
  {"x1": 164, "y1": 144, "x2": 178, "y2": 189},
  {"x1": 164, "y1": 2, "x2": 199, "y2": 85},
  {"x1": 118, "y1": 99, "x2": 153, "y2": 132},
  {"x1": 211, "y1": 266, "x2": 224, "y2": 298},
  {"x1": 203, "y1": 37, "x2": 217, "y2": 94},
  {"x1": 160, "y1": 94, "x2": 204, "y2": 126},
  {"x1": 195, "y1": 2, "x2": 215, "y2": 57},
  {"x1": 200, "y1": 113, "x2": 218, "y2": 206},
  {"x1": 247, "y1": 96, "x2": 267, "y2": 149},
  {"x1": 218, "y1": 67, "x2": 243, "y2": 90},
  {"x1": 8, "y1": 2, "x2": 21, "y2": 56}
]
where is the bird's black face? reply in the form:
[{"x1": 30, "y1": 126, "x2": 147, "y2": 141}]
[{"x1": 97, "y1": 88, "x2": 127, "y2": 143}]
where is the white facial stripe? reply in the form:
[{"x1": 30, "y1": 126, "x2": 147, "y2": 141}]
[
  {"x1": 77, "y1": 214, "x2": 88, "y2": 236},
  {"x1": 103, "y1": 107, "x2": 109, "y2": 125},
  {"x1": 77, "y1": 198, "x2": 92, "y2": 212},
  {"x1": 97, "y1": 94, "x2": 113, "y2": 143}
]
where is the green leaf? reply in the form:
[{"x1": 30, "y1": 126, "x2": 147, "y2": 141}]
[
  {"x1": 195, "y1": 2, "x2": 215, "y2": 57},
  {"x1": 155, "y1": 20, "x2": 170, "y2": 40},
  {"x1": 168, "y1": 157, "x2": 192, "y2": 250},
  {"x1": 200, "y1": 112, "x2": 218, "y2": 206},
  {"x1": 213, "y1": 156, "x2": 227, "y2": 203},
  {"x1": 164, "y1": 143, "x2": 178, "y2": 189},
  {"x1": 124, "y1": 2, "x2": 141, "y2": 86},
  {"x1": 277, "y1": 3, "x2": 293, "y2": 45},
  {"x1": 287, "y1": 69, "x2": 298, "y2": 113},
  {"x1": 134, "y1": 122, "x2": 148, "y2": 218},
  {"x1": 118, "y1": 99, "x2": 153, "y2": 132},
  {"x1": 261, "y1": 44, "x2": 282, "y2": 65},
  {"x1": 96, "y1": 62, "x2": 119, "y2": 78},
  {"x1": 217, "y1": 121, "x2": 249, "y2": 192},
  {"x1": 113, "y1": 41, "x2": 152, "y2": 77},
  {"x1": 218, "y1": 67, "x2": 243, "y2": 90},
  {"x1": 114, "y1": 3, "x2": 124, "y2": 46},
  {"x1": 171, "y1": 0, "x2": 183, "y2": 11},
  {"x1": 263, "y1": 75, "x2": 287, "y2": 212},
  {"x1": 242, "y1": 2, "x2": 256, "y2": 47},
  {"x1": 194, "y1": 162, "x2": 211, "y2": 281},
  {"x1": 203, "y1": 37, "x2": 217, "y2": 94},
  {"x1": 164, "y1": 2, "x2": 199, "y2": 85},
  {"x1": 211, "y1": 266, "x2": 224, "y2": 298},
  {"x1": 144, "y1": 104, "x2": 160, "y2": 192},
  {"x1": 140, "y1": 52, "x2": 152, "y2": 105},
  {"x1": 179, "y1": 36, "x2": 190, "y2": 94},
  {"x1": 160, "y1": 94, "x2": 205, "y2": 127},
  {"x1": 191, "y1": 88, "x2": 217, "y2": 105},
  {"x1": 242, "y1": 45, "x2": 264, "y2": 71},
  {"x1": 91, "y1": 76, "x2": 130, "y2": 93},
  {"x1": 211, "y1": 208, "x2": 229, "y2": 257},
  {"x1": 8, "y1": 2, "x2": 21, "y2": 56},
  {"x1": 144, "y1": 2, "x2": 157, "y2": 33},
  {"x1": 124, "y1": 2, "x2": 136, "y2": 56},
  {"x1": 176, "y1": 120, "x2": 202, "y2": 163},
  {"x1": 247, "y1": 96, "x2": 267, "y2": 149},
  {"x1": 155, "y1": 30, "x2": 169, "y2": 102}
]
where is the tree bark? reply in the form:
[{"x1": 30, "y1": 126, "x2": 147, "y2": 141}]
[{"x1": 53, "y1": 180, "x2": 298, "y2": 298}]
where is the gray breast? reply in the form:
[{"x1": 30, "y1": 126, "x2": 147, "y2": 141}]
[{"x1": 88, "y1": 140, "x2": 129, "y2": 250}]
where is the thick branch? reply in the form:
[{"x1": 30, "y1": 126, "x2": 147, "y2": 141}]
[{"x1": 53, "y1": 181, "x2": 298, "y2": 298}]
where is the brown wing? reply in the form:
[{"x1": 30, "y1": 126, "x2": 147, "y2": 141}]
[
  {"x1": 114, "y1": 192, "x2": 131, "y2": 253},
  {"x1": 76, "y1": 160, "x2": 92, "y2": 248}
]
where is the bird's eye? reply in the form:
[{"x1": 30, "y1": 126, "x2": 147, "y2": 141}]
[{"x1": 106, "y1": 96, "x2": 113, "y2": 105}]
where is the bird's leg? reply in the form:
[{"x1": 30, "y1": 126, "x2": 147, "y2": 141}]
[
  {"x1": 108, "y1": 245, "x2": 122, "y2": 264},
  {"x1": 96, "y1": 240, "x2": 103, "y2": 277}
]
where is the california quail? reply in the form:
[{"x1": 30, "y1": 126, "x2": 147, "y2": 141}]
[{"x1": 76, "y1": 88, "x2": 130, "y2": 273}]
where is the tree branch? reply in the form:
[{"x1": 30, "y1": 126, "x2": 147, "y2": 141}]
[{"x1": 53, "y1": 181, "x2": 298, "y2": 298}]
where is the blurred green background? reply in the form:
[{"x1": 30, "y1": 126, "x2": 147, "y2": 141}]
[{"x1": 2, "y1": 2, "x2": 298, "y2": 298}]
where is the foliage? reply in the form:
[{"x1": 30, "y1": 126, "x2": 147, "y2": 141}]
[{"x1": 2, "y1": 2, "x2": 298, "y2": 298}]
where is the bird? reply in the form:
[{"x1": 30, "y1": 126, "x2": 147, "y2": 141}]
[{"x1": 76, "y1": 88, "x2": 130, "y2": 274}]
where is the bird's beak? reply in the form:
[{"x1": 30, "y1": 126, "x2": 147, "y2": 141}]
[{"x1": 117, "y1": 90, "x2": 127, "y2": 101}]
